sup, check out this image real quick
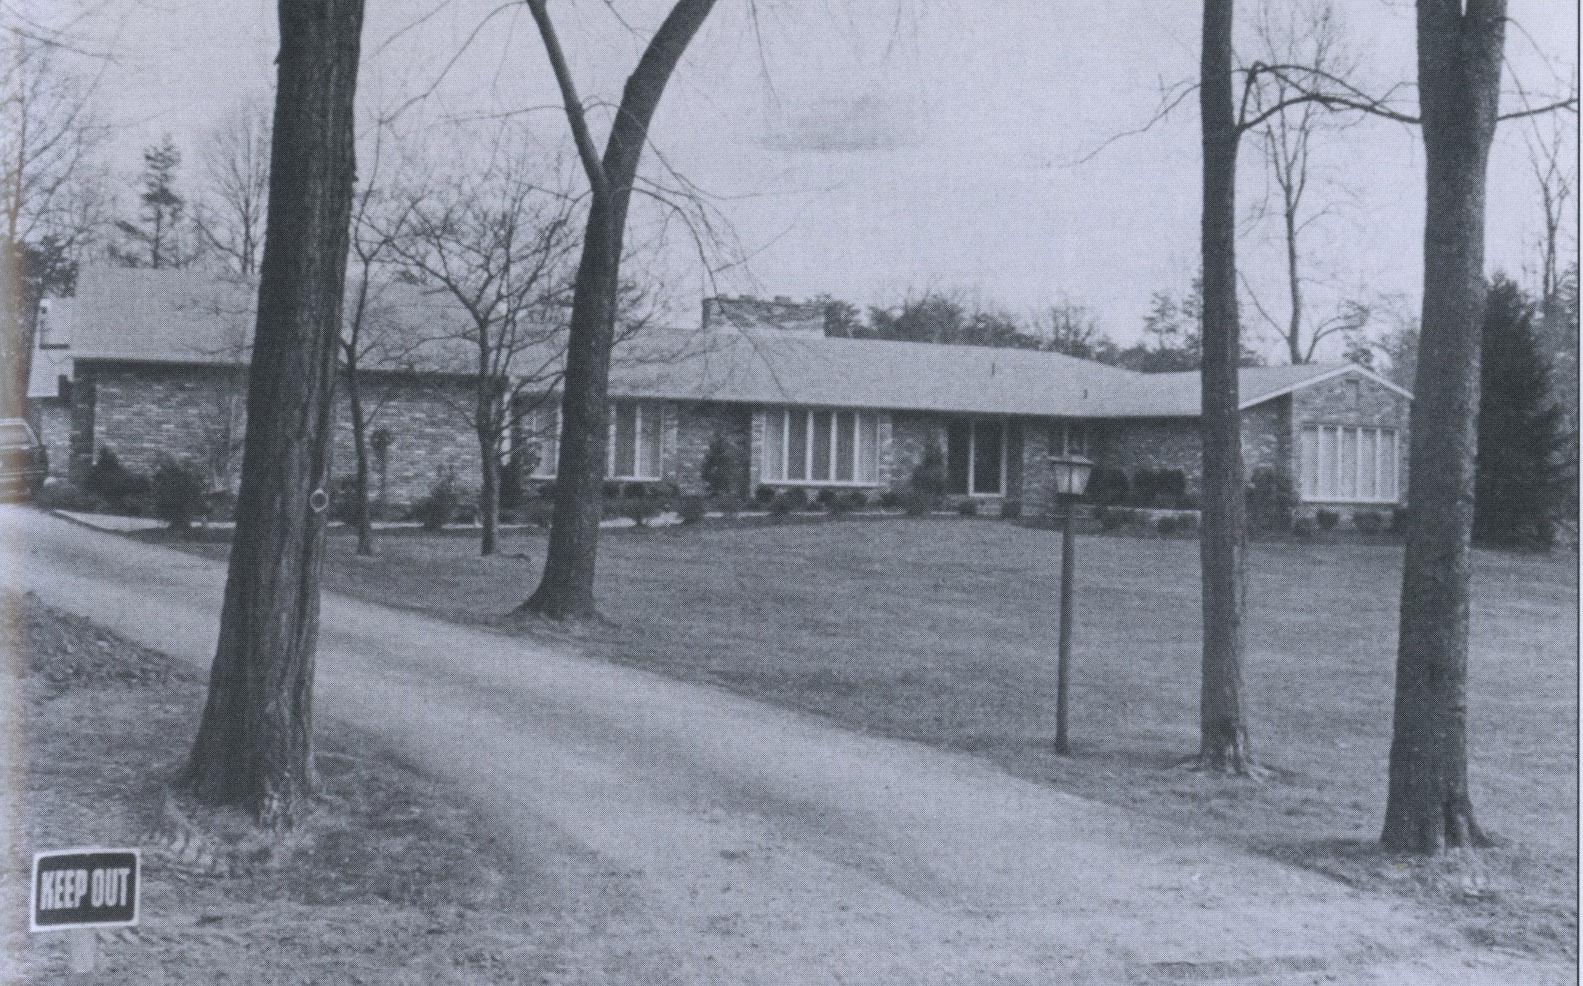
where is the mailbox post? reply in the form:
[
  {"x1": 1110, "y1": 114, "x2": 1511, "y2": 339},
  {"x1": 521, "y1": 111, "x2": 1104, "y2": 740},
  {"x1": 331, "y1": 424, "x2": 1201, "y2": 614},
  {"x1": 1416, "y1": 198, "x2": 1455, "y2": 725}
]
[{"x1": 1050, "y1": 453, "x2": 1093, "y2": 755}]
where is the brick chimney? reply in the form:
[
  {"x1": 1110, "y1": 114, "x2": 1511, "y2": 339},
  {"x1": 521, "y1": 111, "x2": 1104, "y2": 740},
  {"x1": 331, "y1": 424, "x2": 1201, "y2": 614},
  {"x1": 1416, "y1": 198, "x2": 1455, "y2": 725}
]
[{"x1": 702, "y1": 295, "x2": 826, "y2": 336}]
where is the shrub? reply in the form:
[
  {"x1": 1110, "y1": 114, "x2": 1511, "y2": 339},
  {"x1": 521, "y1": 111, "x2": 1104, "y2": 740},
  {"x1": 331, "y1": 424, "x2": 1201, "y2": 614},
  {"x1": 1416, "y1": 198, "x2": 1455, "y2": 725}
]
[
  {"x1": 715, "y1": 494, "x2": 741, "y2": 518},
  {"x1": 879, "y1": 489, "x2": 905, "y2": 510},
  {"x1": 903, "y1": 490, "x2": 934, "y2": 517},
  {"x1": 1291, "y1": 516, "x2": 1315, "y2": 538},
  {"x1": 1000, "y1": 497, "x2": 1023, "y2": 520},
  {"x1": 1353, "y1": 510, "x2": 1388, "y2": 536},
  {"x1": 1155, "y1": 514, "x2": 1181, "y2": 536},
  {"x1": 769, "y1": 491, "x2": 796, "y2": 517},
  {"x1": 331, "y1": 475, "x2": 367, "y2": 526},
  {"x1": 151, "y1": 462, "x2": 208, "y2": 530},
  {"x1": 816, "y1": 487, "x2": 840, "y2": 511},
  {"x1": 414, "y1": 468, "x2": 461, "y2": 531},
  {"x1": 1391, "y1": 506, "x2": 1411, "y2": 535},
  {"x1": 1518, "y1": 518, "x2": 1558, "y2": 551},
  {"x1": 204, "y1": 489, "x2": 237, "y2": 524},
  {"x1": 84, "y1": 448, "x2": 152, "y2": 515},
  {"x1": 499, "y1": 457, "x2": 527, "y2": 511},
  {"x1": 1315, "y1": 509, "x2": 1340, "y2": 531},
  {"x1": 625, "y1": 495, "x2": 660, "y2": 527},
  {"x1": 911, "y1": 444, "x2": 948, "y2": 498},
  {"x1": 36, "y1": 480, "x2": 107, "y2": 513},
  {"x1": 1096, "y1": 505, "x2": 1129, "y2": 532},
  {"x1": 1246, "y1": 467, "x2": 1297, "y2": 533},
  {"x1": 1133, "y1": 468, "x2": 1187, "y2": 508},
  {"x1": 701, "y1": 434, "x2": 742, "y2": 496},
  {"x1": 798, "y1": 490, "x2": 822, "y2": 512},
  {"x1": 754, "y1": 486, "x2": 777, "y2": 506},
  {"x1": 957, "y1": 498, "x2": 979, "y2": 517},
  {"x1": 601, "y1": 480, "x2": 625, "y2": 498},
  {"x1": 831, "y1": 490, "x2": 863, "y2": 515},
  {"x1": 523, "y1": 499, "x2": 555, "y2": 527},
  {"x1": 678, "y1": 495, "x2": 707, "y2": 524},
  {"x1": 1084, "y1": 467, "x2": 1129, "y2": 505}
]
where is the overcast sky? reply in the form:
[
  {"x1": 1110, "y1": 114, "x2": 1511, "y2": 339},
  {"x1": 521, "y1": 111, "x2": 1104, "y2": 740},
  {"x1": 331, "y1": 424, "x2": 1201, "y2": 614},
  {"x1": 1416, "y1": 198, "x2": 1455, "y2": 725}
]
[{"x1": 33, "y1": 0, "x2": 1583, "y2": 357}]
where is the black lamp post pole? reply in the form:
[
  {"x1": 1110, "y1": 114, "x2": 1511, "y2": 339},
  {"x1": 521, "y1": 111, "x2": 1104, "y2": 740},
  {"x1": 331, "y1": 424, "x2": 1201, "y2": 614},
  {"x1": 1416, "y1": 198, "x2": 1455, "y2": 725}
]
[{"x1": 1055, "y1": 493, "x2": 1077, "y2": 755}]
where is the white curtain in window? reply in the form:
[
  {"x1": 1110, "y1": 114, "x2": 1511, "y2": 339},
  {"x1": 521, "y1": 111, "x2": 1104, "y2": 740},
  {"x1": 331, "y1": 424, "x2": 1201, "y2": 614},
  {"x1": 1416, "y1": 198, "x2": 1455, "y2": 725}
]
[{"x1": 527, "y1": 402, "x2": 559, "y2": 478}]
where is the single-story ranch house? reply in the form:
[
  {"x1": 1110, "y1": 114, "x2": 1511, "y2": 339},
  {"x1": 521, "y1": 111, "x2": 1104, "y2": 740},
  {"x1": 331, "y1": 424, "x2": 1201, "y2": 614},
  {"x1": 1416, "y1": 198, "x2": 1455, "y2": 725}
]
[{"x1": 28, "y1": 267, "x2": 1412, "y2": 518}]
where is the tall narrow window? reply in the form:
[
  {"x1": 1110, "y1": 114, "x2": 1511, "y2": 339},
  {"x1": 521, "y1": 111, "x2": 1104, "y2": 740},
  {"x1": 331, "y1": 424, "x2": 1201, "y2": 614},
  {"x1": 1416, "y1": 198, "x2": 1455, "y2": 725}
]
[
  {"x1": 1298, "y1": 425, "x2": 1399, "y2": 502},
  {"x1": 526, "y1": 401, "x2": 559, "y2": 479},
  {"x1": 763, "y1": 411, "x2": 785, "y2": 481},
  {"x1": 607, "y1": 401, "x2": 662, "y2": 480},
  {"x1": 834, "y1": 412, "x2": 856, "y2": 482},
  {"x1": 861, "y1": 411, "x2": 886, "y2": 481},
  {"x1": 786, "y1": 412, "x2": 808, "y2": 480},
  {"x1": 811, "y1": 410, "x2": 833, "y2": 481}
]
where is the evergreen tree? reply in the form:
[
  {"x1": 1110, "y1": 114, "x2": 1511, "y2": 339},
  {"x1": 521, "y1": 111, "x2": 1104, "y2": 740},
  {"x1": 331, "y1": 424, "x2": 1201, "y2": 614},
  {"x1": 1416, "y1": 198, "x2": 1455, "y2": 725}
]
[
  {"x1": 111, "y1": 134, "x2": 197, "y2": 269},
  {"x1": 1473, "y1": 275, "x2": 1568, "y2": 546}
]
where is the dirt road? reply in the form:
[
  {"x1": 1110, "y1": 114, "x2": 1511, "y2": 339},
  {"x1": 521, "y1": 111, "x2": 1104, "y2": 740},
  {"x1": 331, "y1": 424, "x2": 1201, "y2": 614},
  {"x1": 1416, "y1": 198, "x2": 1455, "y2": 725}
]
[{"x1": 2, "y1": 507, "x2": 1565, "y2": 984}]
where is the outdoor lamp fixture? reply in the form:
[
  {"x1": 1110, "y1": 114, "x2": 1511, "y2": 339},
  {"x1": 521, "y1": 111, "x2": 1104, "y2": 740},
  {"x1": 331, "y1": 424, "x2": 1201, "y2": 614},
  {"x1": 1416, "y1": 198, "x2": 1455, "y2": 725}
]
[{"x1": 1049, "y1": 453, "x2": 1093, "y2": 755}]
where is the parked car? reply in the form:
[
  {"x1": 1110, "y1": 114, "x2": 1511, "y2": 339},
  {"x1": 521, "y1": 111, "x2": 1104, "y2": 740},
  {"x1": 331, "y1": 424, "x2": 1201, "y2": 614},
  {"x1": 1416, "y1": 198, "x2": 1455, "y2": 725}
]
[{"x1": 0, "y1": 418, "x2": 48, "y2": 500}]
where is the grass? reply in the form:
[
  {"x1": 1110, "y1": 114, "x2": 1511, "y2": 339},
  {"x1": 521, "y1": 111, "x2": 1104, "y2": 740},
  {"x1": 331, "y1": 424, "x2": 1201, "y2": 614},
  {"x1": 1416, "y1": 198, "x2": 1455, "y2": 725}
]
[
  {"x1": 3, "y1": 592, "x2": 555, "y2": 984},
  {"x1": 158, "y1": 517, "x2": 1578, "y2": 960}
]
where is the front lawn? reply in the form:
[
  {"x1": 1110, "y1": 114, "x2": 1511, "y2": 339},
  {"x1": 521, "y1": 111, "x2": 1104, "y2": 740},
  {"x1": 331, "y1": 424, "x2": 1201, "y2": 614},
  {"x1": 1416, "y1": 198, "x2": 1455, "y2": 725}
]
[{"x1": 162, "y1": 517, "x2": 1578, "y2": 960}]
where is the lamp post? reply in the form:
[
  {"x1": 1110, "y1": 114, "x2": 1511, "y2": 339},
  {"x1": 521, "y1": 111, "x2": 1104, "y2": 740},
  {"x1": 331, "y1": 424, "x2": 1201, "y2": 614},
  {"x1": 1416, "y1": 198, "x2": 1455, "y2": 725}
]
[{"x1": 1050, "y1": 453, "x2": 1093, "y2": 755}]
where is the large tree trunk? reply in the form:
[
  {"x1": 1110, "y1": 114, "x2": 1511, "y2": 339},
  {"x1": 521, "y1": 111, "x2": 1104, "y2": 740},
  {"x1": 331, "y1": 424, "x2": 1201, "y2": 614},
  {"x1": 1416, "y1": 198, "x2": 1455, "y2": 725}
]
[
  {"x1": 184, "y1": 0, "x2": 363, "y2": 830},
  {"x1": 1381, "y1": 0, "x2": 1505, "y2": 855},
  {"x1": 523, "y1": 213, "x2": 617, "y2": 612},
  {"x1": 1196, "y1": 0, "x2": 1254, "y2": 773},
  {"x1": 520, "y1": 0, "x2": 717, "y2": 620},
  {"x1": 347, "y1": 366, "x2": 375, "y2": 557}
]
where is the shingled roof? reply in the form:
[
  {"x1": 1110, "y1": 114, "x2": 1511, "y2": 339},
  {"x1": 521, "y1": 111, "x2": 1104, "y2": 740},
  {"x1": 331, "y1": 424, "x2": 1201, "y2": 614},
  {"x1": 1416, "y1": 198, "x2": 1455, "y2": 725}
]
[
  {"x1": 48, "y1": 266, "x2": 480, "y2": 374},
  {"x1": 45, "y1": 268, "x2": 1407, "y2": 419}
]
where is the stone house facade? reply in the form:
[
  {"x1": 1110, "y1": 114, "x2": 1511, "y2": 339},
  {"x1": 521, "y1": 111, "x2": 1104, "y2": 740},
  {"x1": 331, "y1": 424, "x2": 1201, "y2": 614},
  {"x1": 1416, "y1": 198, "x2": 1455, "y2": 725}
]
[{"x1": 33, "y1": 271, "x2": 1413, "y2": 520}]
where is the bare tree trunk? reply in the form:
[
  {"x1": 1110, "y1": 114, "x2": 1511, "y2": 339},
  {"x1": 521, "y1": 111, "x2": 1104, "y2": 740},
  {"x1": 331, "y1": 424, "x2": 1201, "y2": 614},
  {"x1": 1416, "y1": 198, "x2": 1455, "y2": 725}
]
[
  {"x1": 184, "y1": 0, "x2": 363, "y2": 830},
  {"x1": 1284, "y1": 199, "x2": 1305, "y2": 364},
  {"x1": 520, "y1": 0, "x2": 717, "y2": 620},
  {"x1": 1381, "y1": 0, "x2": 1505, "y2": 854},
  {"x1": 1197, "y1": 0, "x2": 1254, "y2": 773},
  {"x1": 524, "y1": 211, "x2": 617, "y2": 605},
  {"x1": 477, "y1": 424, "x2": 501, "y2": 557},
  {"x1": 347, "y1": 366, "x2": 375, "y2": 557}
]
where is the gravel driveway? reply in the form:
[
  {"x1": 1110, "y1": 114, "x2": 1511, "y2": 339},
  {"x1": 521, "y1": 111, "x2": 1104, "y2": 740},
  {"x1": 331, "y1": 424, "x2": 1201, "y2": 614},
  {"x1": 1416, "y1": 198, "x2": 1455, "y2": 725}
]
[{"x1": 3, "y1": 506, "x2": 1567, "y2": 984}]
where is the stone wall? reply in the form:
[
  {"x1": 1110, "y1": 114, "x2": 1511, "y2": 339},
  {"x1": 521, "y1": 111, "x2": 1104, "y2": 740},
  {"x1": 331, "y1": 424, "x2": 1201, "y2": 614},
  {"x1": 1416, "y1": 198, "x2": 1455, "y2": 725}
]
[
  {"x1": 888, "y1": 411, "x2": 948, "y2": 489},
  {"x1": 1109, "y1": 417, "x2": 1205, "y2": 491},
  {"x1": 73, "y1": 362, "x2": 482, "y2": 508},
  {"x1": 27, "y1": 398, "x2": 73, "y2": 478},
  {"x1": 670, "y1": 402, "x2": 752, "y2": 495},
  {"x1": 1240, "y1": 398, "x2": 1290, "y2": 479},
  {"x1": 1107, "y1": 399, "x2": 1290, "y2": 497},
  {"x1": 1289, "y1": 370, "x2": 1411, "y2": 511}
]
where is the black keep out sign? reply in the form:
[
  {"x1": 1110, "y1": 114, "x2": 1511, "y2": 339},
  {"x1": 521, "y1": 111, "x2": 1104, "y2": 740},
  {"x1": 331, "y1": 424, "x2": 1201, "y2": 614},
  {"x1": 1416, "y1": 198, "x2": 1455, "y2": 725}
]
[{"x1": 31, "y1": 849, "x2": 140, "y2": 931}]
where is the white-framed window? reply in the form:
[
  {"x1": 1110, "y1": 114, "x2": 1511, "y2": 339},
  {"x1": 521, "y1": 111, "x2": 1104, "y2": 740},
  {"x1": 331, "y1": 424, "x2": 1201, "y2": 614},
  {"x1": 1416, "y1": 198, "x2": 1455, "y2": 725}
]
[
  {"x1": 608, "y1": 401, "x2": 663, "y2": 480},
  {"x1": 762, "y1": 408, "x2": 881, "y2": 485},
  {"x1": 1299, "y1": 425, "x2": 1399, "y2": 502},
  {"x1": 516, "y1": 400, "x2": 663, "y2": 480},
  {"x1": 522, "y1": 402, "x2": 560, "y2": 479},
  {"x1": 1053, "y1": 419, "x2": 1089, "y2": 457},
  {"x1": 947, "y1": 418, "x2": 1008, "y2": 496}
]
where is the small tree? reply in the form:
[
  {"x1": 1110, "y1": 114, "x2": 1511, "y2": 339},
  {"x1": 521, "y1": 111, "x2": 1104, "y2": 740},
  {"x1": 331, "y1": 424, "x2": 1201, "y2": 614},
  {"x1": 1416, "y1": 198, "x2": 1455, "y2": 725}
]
[
  {"x1": 1473, "y1": 276, "x2": 1567, "y2": 546},
  {"x1": 384, "y1": 129, "x2": 580, "y2": 557},
  {"x1": 111, "y1": 134, "x2": 199, "y2": 270}
]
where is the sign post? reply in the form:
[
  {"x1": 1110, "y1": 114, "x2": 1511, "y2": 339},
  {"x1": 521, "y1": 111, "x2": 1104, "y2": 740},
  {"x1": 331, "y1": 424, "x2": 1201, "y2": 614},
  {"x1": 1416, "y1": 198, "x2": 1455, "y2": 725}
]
[{"x1": 30, "y1": 848, "x2": 141, "y2": 972}]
